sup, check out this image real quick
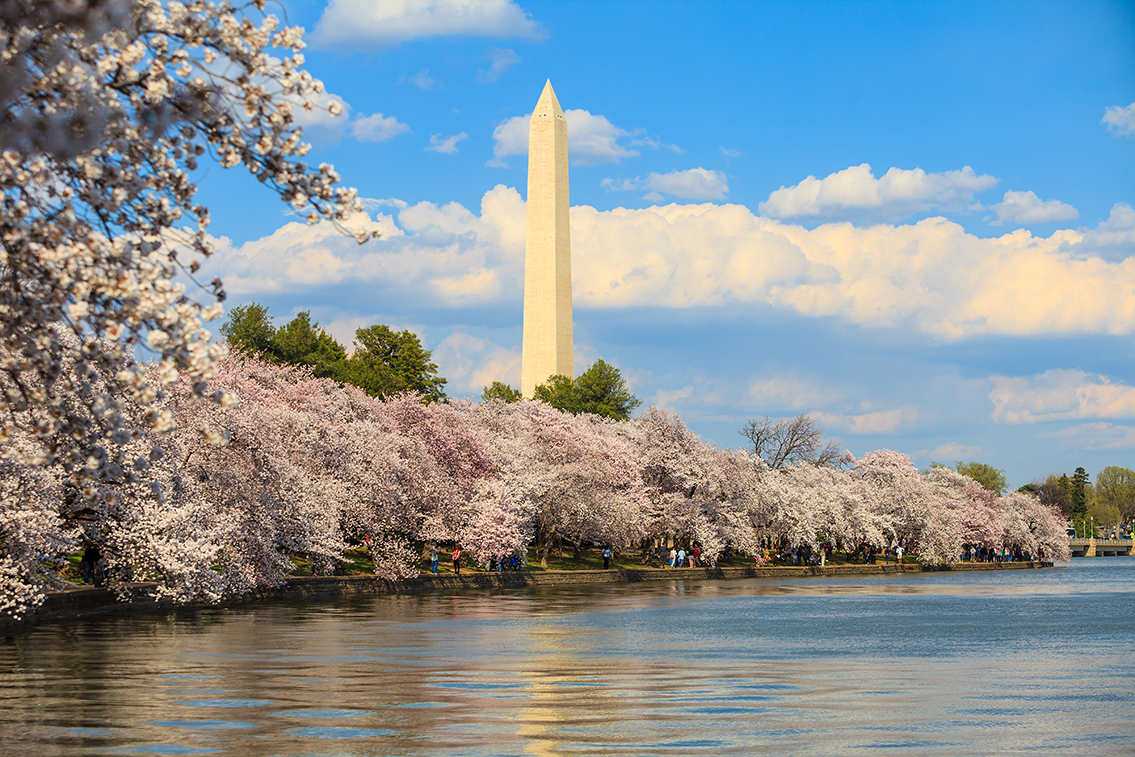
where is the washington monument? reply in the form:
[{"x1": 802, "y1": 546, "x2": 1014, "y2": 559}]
[{"x1": 520, "y1": 80, "x2": 573, "y2": 397}]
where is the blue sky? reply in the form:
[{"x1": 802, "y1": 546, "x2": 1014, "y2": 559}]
[{"x1": 197, "y1": 0, "x2": 1135, "y2": 489}]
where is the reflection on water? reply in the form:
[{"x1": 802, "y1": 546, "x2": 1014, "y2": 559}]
[{"x1": 2, "y1": 560, "x2": 1133, "y2": 756}]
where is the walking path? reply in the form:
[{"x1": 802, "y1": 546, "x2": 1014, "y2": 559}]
[{"x1": 3, "y1": 560, "x2": 1054, "y2": 630}]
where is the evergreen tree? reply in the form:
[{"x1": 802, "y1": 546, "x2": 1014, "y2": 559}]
[
  {"x1": 481, "y1": 381, "x2": 523, "y2": 403},
  {"x1": 221, "y1": 304, "x2": 445, "y2": 400},
  {"x1": 533, "y1": 359, "x2": 641, "y2": 420},
  {"x1": 220, "y1": 303, "x2": 277, "y2": 357},
  {"x1": 1071, "y1": 467, "x2": 1090, "y2": 518},
  {"x1": 345, "y1": 325, "x2": 447, "y2": 402},
  {"x1": 273, "y1": 311, "x2": 348, "y2": 380}
]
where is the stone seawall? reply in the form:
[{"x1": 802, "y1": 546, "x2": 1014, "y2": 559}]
[{"x1": 2, "y1": 560, "x2": 1054, "y2": 631}]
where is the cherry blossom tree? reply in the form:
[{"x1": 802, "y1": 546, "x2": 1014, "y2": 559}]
[
  {"x1": 469, "y1": 400, "x2": 650, "y2": 567},
  {"x1": 0, "y1": 0, "x2": 367, "y2": 518},
  {"x1": 635, "y1": 408, "x2": 765, "y2": 565},
  {"x1": 928, "y1": 466, "x2": 1001, "y2": 550},
  {"x1": 853, "y1": 449, "x2": 961, "y2": 564},
  {"x1": 994, "y1": 491, "x2": 1069, "y2": 561},
  {"x1": 775, "y1": 463, "x2": 887, "y2": 553},
  {"x1": 3, "y1": 342, "x2": 1073, "y2": 618}
]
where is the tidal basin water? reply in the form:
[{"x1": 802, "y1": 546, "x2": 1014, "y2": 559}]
[{"x1": 2, "y1": 560, "x2": 1133, "y2": 756}]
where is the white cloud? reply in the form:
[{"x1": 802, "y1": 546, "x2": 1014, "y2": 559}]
[
  {"x1": 426, "y1": 132, "x2": 468, "y2": 154},
  {"x1": 1102, "y1": 103, "x2": 1135, "y2": 137},
  {"x1": 721, "y1": 147, "x2": 741, "y2": 158},
  {"x1": 476, "y1": 47, "x2": 521, "y2": 84},
  {"x1": 207, "y1": 186, "x2": 1135, "y2": 341},
  {"x1": 320, "y1": 314, "x2": 383, "y2": 352},
  {"x1": 748, "y1": 374, "x2": 844, "y2": 410},
  {"x1": 989, "y1": 369, "x2": 1135, "y2": 425},
  {"x1": 911, "y1": 442, "x2": 987, "y2": 461},
  {"x1": 433, "y1": 332, "x2": 521, "y2": 396},
  {"x1": 654, "y1": 384, "x2": 694, "y2": 412},
  {"x1": 567, "y1": 202, "x2": 1135, "y2": 340},
  {"x1": 1040, "y1": 422, "x2": 1135, "y2": 451},
  {"x1": 759, "y1": 164, "x2": 998, "y2": 222},
  {"x1": 207, "y1": 184, "x2": 526, "y2": 301},
  {"x1": 628, "y1": 135, "x2": 682, "y2": 153},
  {"x1": 815, "y1": 405, "x2": 921, "y2": 435},
  {"x1": 490, "y1": 109, "x2": 656, "y2": 166},
  {"x1": 313, "y1": 0, "x2": 546, "y2": 48},
  {"x1": 603, "y1": 168, "x2": 729, "y2": 201},
  {"x1": 1074, "y1": 203, "x2": 1135, "y2": 261},
  {"x1": 255, "y1": 71, "x2": 409, "y2": 147},
  {"x1": 350, "y1": 112, "x2": 412, "y2": 142},
  {"x1": 988, "y1": 190, "x2": 1078, "y2": 226},
  {"x1": 408, "y1": 69, "x2": 436, "y2": 90}
]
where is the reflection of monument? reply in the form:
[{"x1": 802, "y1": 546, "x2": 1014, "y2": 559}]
[{"x1": 521, "y1": 80, "x2": 573, "y2": 397}]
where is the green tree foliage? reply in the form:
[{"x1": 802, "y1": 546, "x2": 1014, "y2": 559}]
[
  {"x1": 955, "y1": 461, "x2": 1008, "y2": 495},
  {"x1": 533, "y1": 359, "x2": 642, "y2": 420},
  {"x1": 220, "y1": 304, "x2": 446, "y2": 401},
  {"x1": 1070, "y1": 466, "x2": 1090, "y2": 518},
  {"x1": 481, "y1": 381, "x2": 522, "y2": 403},
  {"x1": 1096, "y1": 466, "x2": 1135, "y2": 522},
  {"x1": 345, "y1": 325, "x2": 447, "y2": 402},
  {"x1": 220, "y1": 303, "x2": 276, "y2": 356},
  {"x1": 273, "y1": 311, "x2": 348, "y2": 380}
]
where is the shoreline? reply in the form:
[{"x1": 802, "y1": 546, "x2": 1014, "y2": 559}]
[{"x1": 2, "y1": 560, "x2": 1055, "y2": 631}]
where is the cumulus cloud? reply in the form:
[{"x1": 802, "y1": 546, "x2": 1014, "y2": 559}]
[
  {"x1": 1102, "y1": 103, "x2": 1135, "y2": 137},
  {"x1": 313, "y1": 0, "x2": 546, "y2": 48},
  {"x1": 426, "y1": 132, "x2": 468, "y2": 154},
  {"x1": 989, "y1": 369, "x2": 1135, "y2": 425},
  {"x1": 568, "y1": 203, "x2": 1135, "y2": 340},
  {"x1": 759, "y1": 164, "x2": 998, "y2": 222},
  {"x1": 602, "y1": 168, "x2": 729, "y2": 201},
  {"x1": 815, "y1": 405, "x2": 921, "y2": 435},
  {"x1": 207, "y1": 186, "x2": 1135, "y2": 341},
  {"x1": 1074, "y1": 203, "x2": 1135, "y2": 261},
  {"x1": 433, "y1": 332, "x2": 521, "y2": 396},
  {"x1": 476, "y1": 47, "x2": 521, "y2": 83},
  {"x1": 1040, "y1": 422, "x2": 1135, "y2": 450},
  {"x1": 207, "y1": 185, "x2": 526, "y2": 302},
  {"x1": 988, "y1": 190, "x2": 1078, "y2": 226},
  {"x1": 350, "y1": 112, "x2": 412, "y2": 142},
  {"x1": 490, "y1": 109, "x2": 666, "y2": 166},
  {"x1": 911, "y1": 442, "x2": 987, "y2": 460}
]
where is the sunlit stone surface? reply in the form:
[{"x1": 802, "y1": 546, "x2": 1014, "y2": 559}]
[{"x1": 521, "y1": 80, "x2": 574, "y2": 397}]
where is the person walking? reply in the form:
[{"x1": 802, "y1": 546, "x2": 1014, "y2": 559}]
[
  {"x1": 677, "y1": 547, "x2": 686, "y2": 568},
  {"x1": 79, "y1": 540, "x2": 100, "y2": 585},
  {"x1": 895, "y1": 544, "x2": 903, "y2": 565},
  {"x1": 452, "y1": 545, "x2": 462, "y2": 575},
  {"x1": 430, "y1": 543, "x2": 439, "y2": 574},
  {"x1": 669, "y1": 547, "x2": 677, "y2": 568},
  {"x1": 602, "y1": 546, "x2": 612, "y2": 569}
]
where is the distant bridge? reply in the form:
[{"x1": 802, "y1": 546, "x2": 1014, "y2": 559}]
[{"x1": 1069, "y1": 538, "x2": 1134, "y2": 557}]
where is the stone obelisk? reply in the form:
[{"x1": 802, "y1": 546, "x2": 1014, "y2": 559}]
[{"x1": 521, "y1": 80, "x2": 573, "y2": 397}]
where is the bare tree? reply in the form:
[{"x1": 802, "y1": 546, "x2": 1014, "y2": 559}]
[{"x1": 739, "y1": 414, "x2": 842, "y2": 469}]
